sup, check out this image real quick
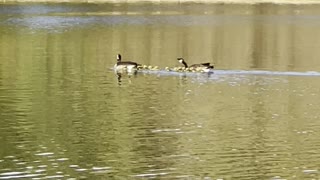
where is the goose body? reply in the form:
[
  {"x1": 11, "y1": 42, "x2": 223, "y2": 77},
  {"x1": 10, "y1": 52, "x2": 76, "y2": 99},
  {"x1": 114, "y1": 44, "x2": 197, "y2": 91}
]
[
  {"x1": 177, "y1": 57, "x2": 214, "y2": 72},
  {"x1": 114, "y1": 54, "x2": 139, "y2": 73}
]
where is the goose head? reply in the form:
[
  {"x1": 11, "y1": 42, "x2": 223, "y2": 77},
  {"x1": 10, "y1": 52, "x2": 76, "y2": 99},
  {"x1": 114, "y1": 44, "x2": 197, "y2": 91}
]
[
  {"x1": 177, "y1": 57, "x2": 188, "y2": 68},
  {"x1": 177, "y1": 57, "x2": 185, "y2": 64},
  {"x1": 117, "y1": 54, "x2": 122, "y2": 62}
]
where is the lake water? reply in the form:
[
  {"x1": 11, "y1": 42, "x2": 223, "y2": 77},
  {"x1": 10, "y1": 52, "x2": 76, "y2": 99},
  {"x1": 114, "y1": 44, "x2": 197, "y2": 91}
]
[{"x1": 1, "y1": 2, "x2": 320, "y2": 179}]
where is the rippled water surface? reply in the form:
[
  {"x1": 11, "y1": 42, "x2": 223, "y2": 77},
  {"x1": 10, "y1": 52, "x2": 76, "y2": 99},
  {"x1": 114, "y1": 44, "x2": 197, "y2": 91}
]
[{"x1": 1, "y1": 3, "x2": 320, "y2": 179}]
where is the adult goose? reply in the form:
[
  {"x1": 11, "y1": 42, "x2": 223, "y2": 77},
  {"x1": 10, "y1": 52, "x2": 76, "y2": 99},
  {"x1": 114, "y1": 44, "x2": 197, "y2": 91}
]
[
  {"x1": 114, "y1": 54, "x2": 140, "y2": 73},
  {"x1": 177, "y1": 57, "x2": 214, "y2": 72}
]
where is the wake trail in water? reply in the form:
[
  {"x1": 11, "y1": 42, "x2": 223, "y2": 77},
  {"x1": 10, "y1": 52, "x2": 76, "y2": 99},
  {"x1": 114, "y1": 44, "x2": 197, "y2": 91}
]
[{"x1": 138, "y1": 69, "x2": 320, "y2": 77}]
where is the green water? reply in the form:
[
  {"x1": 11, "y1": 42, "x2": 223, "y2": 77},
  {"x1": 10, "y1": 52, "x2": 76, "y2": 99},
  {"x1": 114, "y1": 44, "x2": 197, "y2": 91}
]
[{"x1": 1, "y1": 3, "x2": 320, "y2": 179}]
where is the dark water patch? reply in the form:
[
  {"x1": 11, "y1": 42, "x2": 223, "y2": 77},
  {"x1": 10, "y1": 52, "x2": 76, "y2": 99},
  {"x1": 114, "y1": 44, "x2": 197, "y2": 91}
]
[{"x1": 4, "y1": 14, "x2": 320, "y2": 31}]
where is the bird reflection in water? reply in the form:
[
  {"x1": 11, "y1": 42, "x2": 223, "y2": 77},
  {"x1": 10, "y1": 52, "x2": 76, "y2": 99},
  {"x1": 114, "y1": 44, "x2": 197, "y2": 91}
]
[{"x1": 115, "y1": 70, "x2": 137, "y2": 85}]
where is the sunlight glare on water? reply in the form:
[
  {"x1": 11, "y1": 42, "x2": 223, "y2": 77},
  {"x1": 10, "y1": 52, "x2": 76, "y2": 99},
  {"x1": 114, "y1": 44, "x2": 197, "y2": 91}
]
[{"x1": 1, "y1": 2, "x2": 320, "y2": 180}]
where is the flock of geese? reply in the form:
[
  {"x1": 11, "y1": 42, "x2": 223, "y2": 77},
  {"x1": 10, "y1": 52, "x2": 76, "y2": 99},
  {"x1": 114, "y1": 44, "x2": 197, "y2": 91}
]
[{"x1": 114, "y1": 54, "x2": 214, "y2": 74}]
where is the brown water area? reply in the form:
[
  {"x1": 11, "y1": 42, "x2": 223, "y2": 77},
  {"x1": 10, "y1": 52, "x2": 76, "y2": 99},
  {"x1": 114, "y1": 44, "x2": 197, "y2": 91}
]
[{"x1": 1, "y1": 3, "x2": 320, "y2": 179}]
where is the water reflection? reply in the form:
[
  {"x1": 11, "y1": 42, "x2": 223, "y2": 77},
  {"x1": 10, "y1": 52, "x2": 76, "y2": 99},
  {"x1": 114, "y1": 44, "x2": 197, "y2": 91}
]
[
  {"x1": 2, "y1": 3, "x2": 320, "y2": 71},
  {"x1": 1, "y1": 2, "x2": 320, "y2": 180},
  {"x1": 115, "y1": 71, "x2": 138, "y2": 85}
]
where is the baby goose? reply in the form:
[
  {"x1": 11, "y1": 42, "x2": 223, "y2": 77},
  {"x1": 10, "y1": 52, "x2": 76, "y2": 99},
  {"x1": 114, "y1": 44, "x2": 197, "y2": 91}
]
[
  {"x1": 114, "y1": 54, "x2": 140, "y2": 73},
  {"x1": 173, "y1": 67, "x2": 183, "y2": 72},
  {"x1": 151, "y1": 66, "x2": 159, "y2": 71},
  {"x1": 141, "y1": 65, "x2": 148, "y2": 69},
  {"x1": 177, "y1": 57, "x2": 214, "y2": 72}
]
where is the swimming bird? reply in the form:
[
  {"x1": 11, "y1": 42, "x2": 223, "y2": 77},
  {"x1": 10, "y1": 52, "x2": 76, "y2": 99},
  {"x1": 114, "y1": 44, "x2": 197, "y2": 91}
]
[
  {"x1": 114, "y1": 54, "x2": 140, "y2": 73},
  {"x1": 177, "y1": 57, "x2": 214, "y2": 72}
]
